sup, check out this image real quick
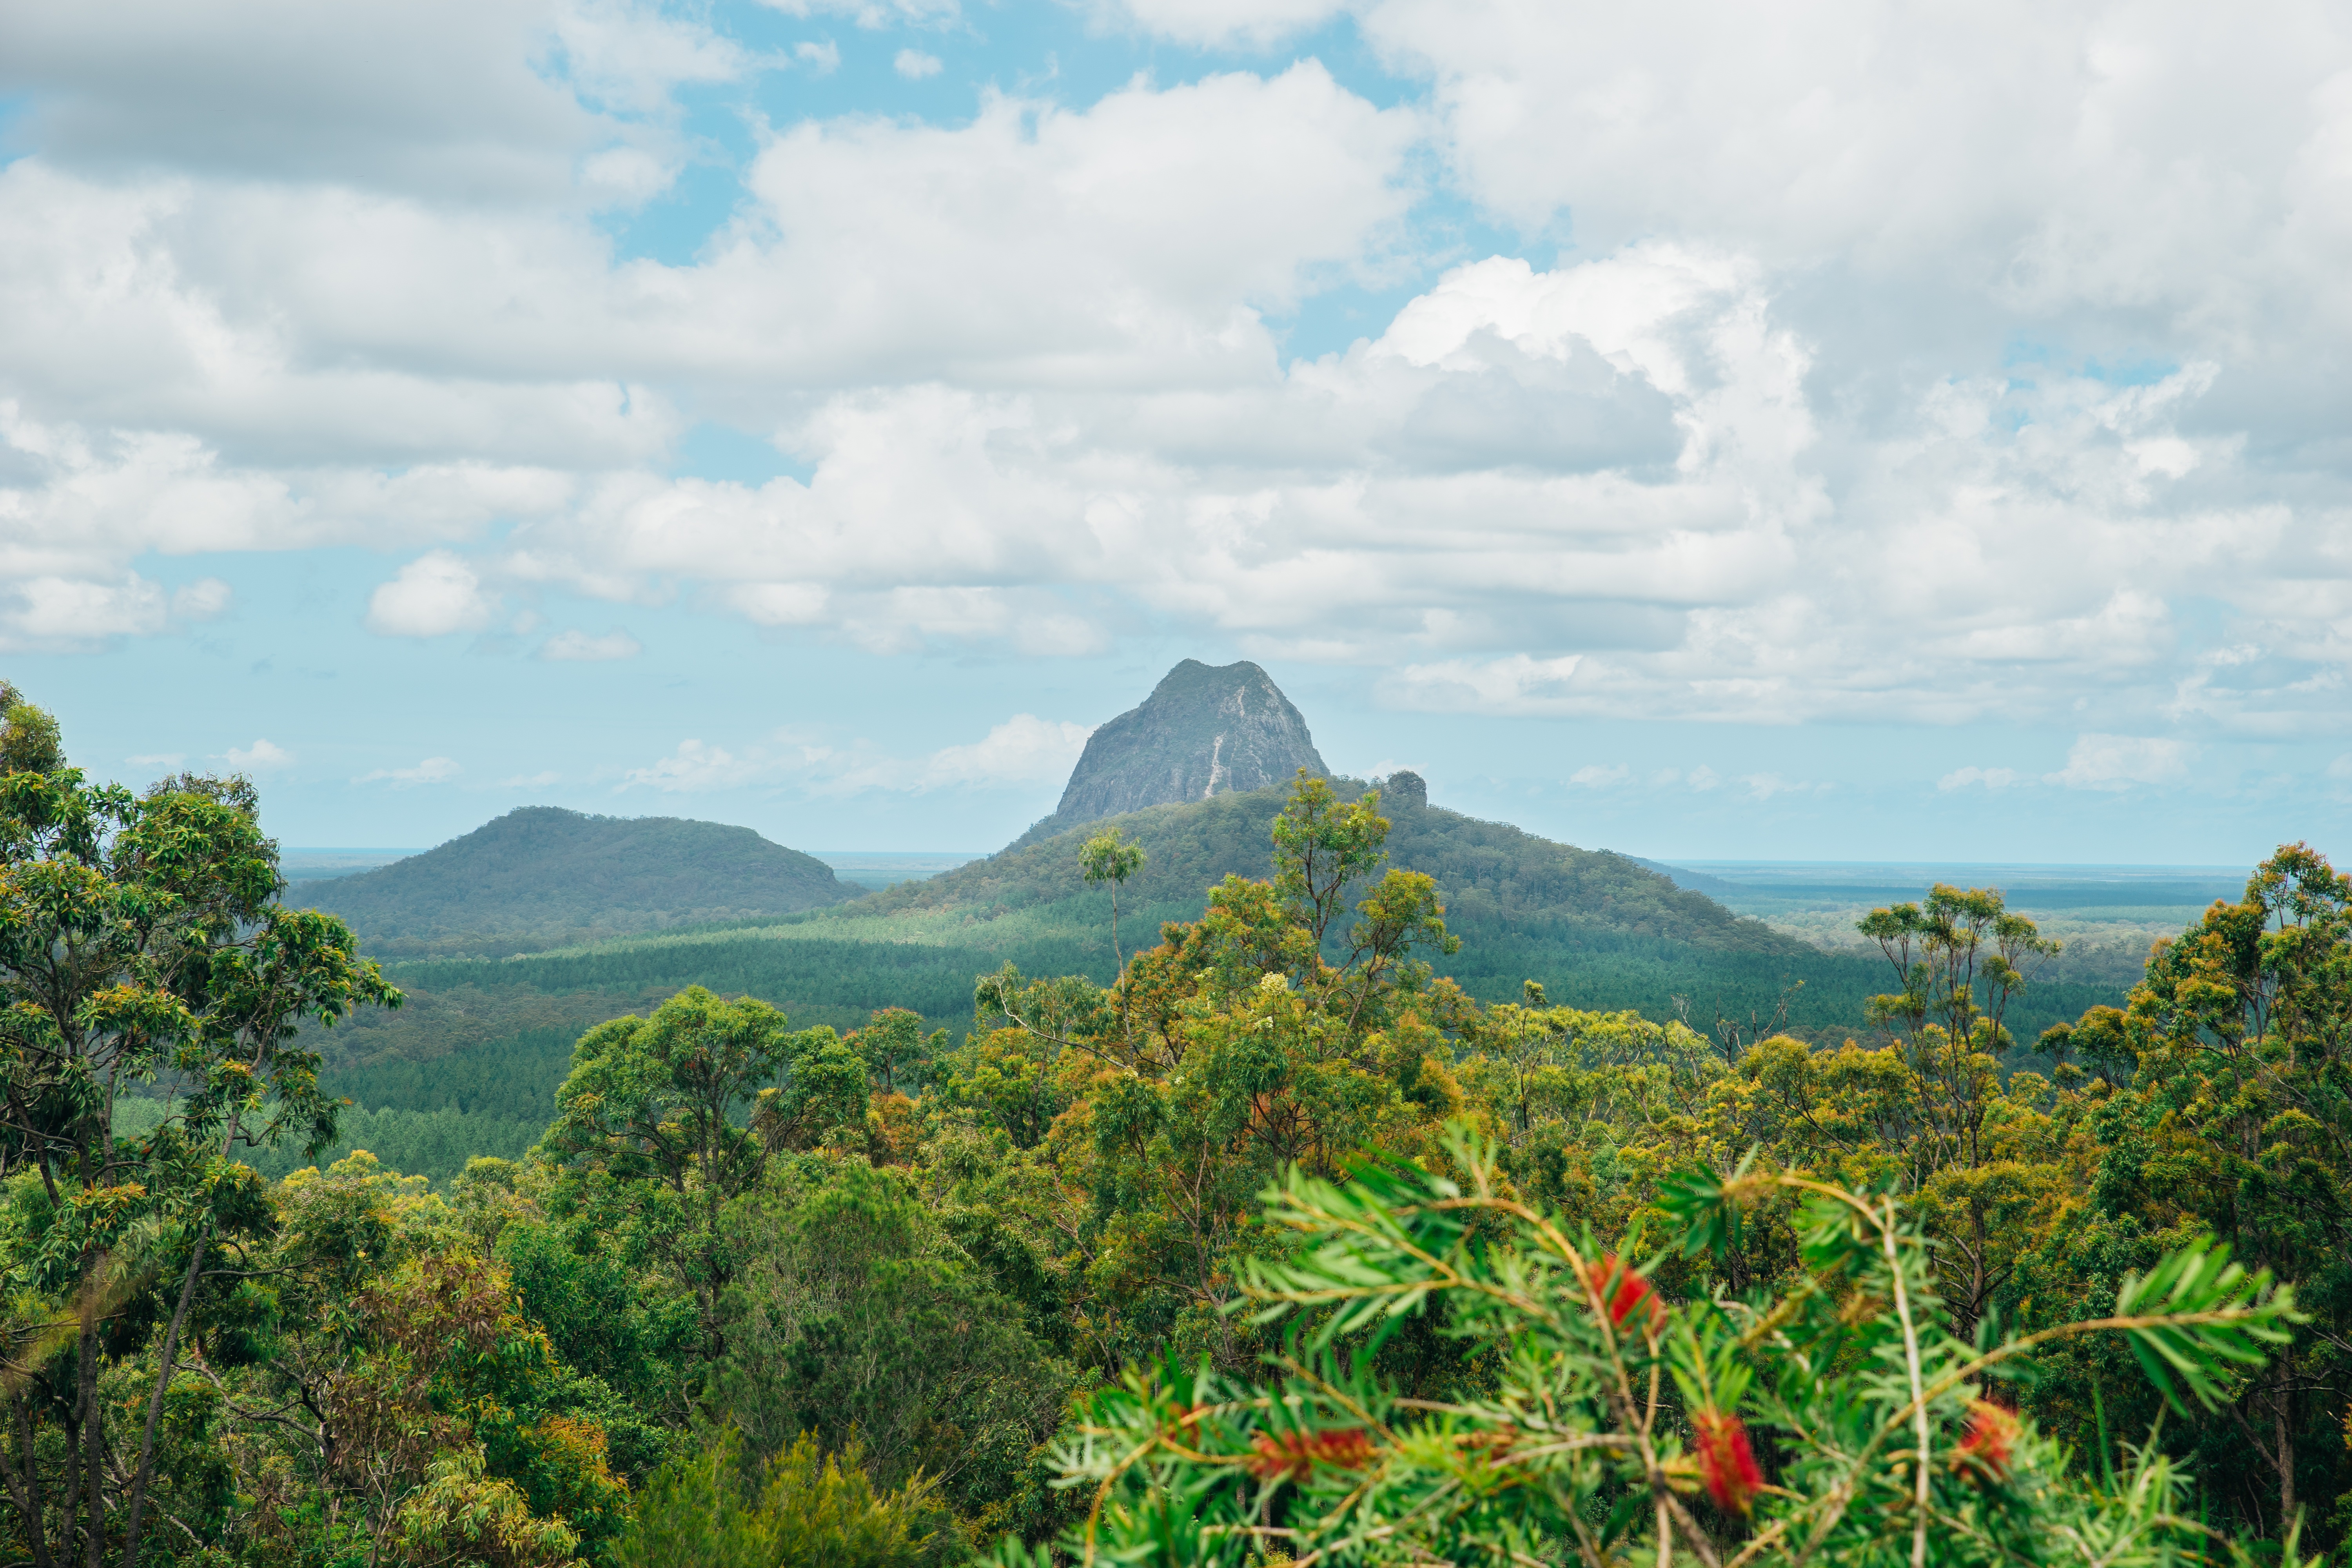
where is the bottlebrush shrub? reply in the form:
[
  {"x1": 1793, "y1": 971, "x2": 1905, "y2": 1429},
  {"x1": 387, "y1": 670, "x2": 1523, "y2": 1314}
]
[{"x1": 995, "y1": 1126, "x2": 2305, "y2": 1568}]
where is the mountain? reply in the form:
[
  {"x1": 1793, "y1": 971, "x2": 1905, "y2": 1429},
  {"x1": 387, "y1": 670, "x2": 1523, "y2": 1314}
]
[
  {"x1": 848, "y1": 777, "x2": 1810, "y2": 958},
  {"x1": 301, "y1": 806, "x2": 857, "y2": 956},
  {"x1": 1014, "y1": 659, "x2": 1327, "y2": 846}
]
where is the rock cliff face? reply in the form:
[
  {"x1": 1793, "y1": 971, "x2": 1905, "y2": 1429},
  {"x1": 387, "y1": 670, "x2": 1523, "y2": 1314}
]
[{"x1": 1018, "y1": 660, "x2": 1328, "y2": 844}]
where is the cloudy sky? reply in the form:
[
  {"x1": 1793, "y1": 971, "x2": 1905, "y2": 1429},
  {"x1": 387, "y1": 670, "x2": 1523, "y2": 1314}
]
[{"x1": 3, "y1": 0, "x2": 2348, "y2": 863}]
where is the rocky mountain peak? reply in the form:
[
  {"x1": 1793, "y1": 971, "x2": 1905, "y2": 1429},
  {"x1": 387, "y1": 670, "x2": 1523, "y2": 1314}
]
[{"x1": 1044, "y1": 660, "x2": 1328, "y2": 833}]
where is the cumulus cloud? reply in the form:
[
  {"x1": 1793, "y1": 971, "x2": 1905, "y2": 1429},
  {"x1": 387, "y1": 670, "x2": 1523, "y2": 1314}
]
[
  {"x1": 893, "y1": 49, "x2": 940, "y2": 78},
  {"x1": 0, "y1": 0, "x2": 2348, "y2": 751},
  {"x1": 1938, "y1": 766, "x2": 2021, "y2": 790},
  {"x1": 540, "y1": 628, "x2": 641, "y2": 660},
  {"x1": 503, "y1": 769, "x2": 562, "y2": 787},
  {"x1": 623, "y1": 738, "x2": 762, "y2": 792},
  {"x1": 173, "y1": 579, "x2": 233, "y2": 619},
  {"x1": 622, "y1": 713, "x2": 1093, "y2": 796},
  {"x1": 366, "y1": 552, "x2": 498, "y2": 637},
  {"x1": 357, "y1": 755, "x2": 461, "y2": 785},
  {"x1": 1103, "y1": 0, "x2": 1345, "y2": 49},
  {"x1": 920, "y1": 715, "x2": 1093, "y2": 788},
  {"x1": 1567, "y1": 763, "x2": 1628, "y2": 788},
  {"x1": 757, "y1": 0, "x2": 962, "y2": 27},
  {"x1": 0, "y1": 0, "x2": 740, "y2": 196},
  {"x1": 2045, "y1": 734, "x2": 2196, "y2": 791},
  {"x1": 1741, "y1": 773, "x2": 1824, "y2": 800},
  {"x1": 222, "y1": 738, "x2": 292, "y2": 770}
]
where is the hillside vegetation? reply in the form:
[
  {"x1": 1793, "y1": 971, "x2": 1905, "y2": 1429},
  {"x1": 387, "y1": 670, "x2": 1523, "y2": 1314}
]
[
  {"x1": 303, "y1": 804, "x2": 857, "y2": 956},
  {"x1": 12, "y1": 684, "x2": 2326, "y2": 1567},
  {"x1": 316, "y1": 781, "x2": 2126, "y2": 1123},
  {"x1": 856, "y1": 778, "x2": 1804, "y2": 952}
]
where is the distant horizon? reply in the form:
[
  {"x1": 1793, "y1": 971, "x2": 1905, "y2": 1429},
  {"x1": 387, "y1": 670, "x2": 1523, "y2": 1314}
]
[{"x1": 278, "y1": 837, "x2": 2259, "y2": 876}]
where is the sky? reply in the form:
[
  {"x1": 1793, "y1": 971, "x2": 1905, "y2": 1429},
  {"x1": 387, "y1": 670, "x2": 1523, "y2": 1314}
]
[{"x1": 2, "y1": 0, "x2": 2349, "y2": 865}]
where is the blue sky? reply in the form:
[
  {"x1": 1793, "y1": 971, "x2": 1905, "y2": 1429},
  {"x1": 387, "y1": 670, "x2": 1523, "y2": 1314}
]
[{"x1": 4, "y1": 0, "x2": 2349, "y2": 865}]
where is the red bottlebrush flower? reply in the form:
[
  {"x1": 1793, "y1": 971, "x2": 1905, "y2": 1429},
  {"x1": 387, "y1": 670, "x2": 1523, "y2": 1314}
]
[
  {"x1": 1245, "y1": 1427, "x2": 1375, "y2": 1484},
  {"x1": 1692, "y1": 1408, "x2": 1764, "y2": 1516},
  {"x1": 1595, "y1": 1254, "x2": 1667, "y2": 1337},
  {"x1": 1956, "y1": 1400, "x2": 2020, "y2": 1481}
]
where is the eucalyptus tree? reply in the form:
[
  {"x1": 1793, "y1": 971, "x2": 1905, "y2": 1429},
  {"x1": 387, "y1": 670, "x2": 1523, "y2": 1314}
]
[{"x1": 0, "y1": 691, "x2": 398, "y2": 1568}]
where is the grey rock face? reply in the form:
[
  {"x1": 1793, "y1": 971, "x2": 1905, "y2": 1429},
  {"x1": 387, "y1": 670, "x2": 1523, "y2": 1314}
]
[
  {"x1": 1380, "y1": 770, "x2": 1428, "y2": 809},
  {"x1": 1054, "y1": 660, "x2": 1328, "y2": 826}
]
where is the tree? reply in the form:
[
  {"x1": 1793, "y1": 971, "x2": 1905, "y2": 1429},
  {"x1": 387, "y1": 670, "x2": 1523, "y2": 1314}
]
[
  {"x1": 1003, "y1": 1125, "x2": 2303, "y2": 1568},
  {"x1": 712, "y1": 1157, "x2": 1074, "y2": 1525},
  {"x1": 974, "y1": 774, "x2": 1466, "y2": 1370},
  {"x1": 1079, "y1": 828, "x2": 1146, "y2": 975},
  {"x1": 0, "y1": 694, "x2": 398, "y2": 1568},
  {"x1": 1858, "y1": 885, "x2": 2058, "y2": 1181},
  {"x1": 612, "y1": 1426, "x2": 941, "y2": 1568},
  {"x1": 2035, "y1": 844, "x2": 2352, "y2": 1537},
  {"x1": 540, "y1": 986, "x2": 841, "y2": 1358}
]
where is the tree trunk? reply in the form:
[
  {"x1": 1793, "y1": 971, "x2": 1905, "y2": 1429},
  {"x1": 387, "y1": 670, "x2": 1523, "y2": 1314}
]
[
  {"x1": 116, "y1": 1226, "x2": 209, "y2": 1568},
  {"x1": 122, "y1": 1092, "x2": 256, "y2": 1568},
  {"x1": 2275, "y1": 1357, "x2": 2296, "y2": 1535},
  {"x1": 0, "y1": 1399, "x2": 55, "y2": 1568},
  {"x1": 76, "y1": 1319, "x2": 102, "y2": 1568}
]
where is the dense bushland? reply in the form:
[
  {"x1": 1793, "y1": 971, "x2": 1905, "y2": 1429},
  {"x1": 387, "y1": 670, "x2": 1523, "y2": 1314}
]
[{"x1": 6, "y1": 693, "x2": 2346, "y2": 1568}]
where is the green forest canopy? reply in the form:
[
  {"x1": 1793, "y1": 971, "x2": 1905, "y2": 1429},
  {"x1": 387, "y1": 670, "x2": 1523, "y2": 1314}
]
[{"x1": 9, "y1": 687, "x2": 2344, "y2": 1568}]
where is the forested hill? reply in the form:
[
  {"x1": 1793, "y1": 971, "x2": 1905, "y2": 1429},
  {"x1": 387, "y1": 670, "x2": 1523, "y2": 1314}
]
[
  {"x1": 844, "y1": 777, "x2": 1808, "y2": 956},
  {"x1": 301, "y1": 805, "x2": 856, "y2": 957}
]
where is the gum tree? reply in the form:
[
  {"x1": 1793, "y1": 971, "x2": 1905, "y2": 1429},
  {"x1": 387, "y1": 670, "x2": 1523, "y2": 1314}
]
[{"x1": 0, "y1": 692, "x2": 399, "y2": 1568}]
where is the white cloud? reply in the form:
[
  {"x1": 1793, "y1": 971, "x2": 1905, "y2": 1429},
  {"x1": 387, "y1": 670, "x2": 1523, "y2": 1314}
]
[
  {"x1": 502, "y1": 769, "x2": 562, "y2": 787},
  {"x1": 1385, "y1": 655, "x2": 1586, "y2": 716},
  {"x1": 757, "y1": 0, "x2": 962, "y2": 27},
  {"x1": 0, "y1": 0, "x2": 2348, "y2": 744},
  {"x1": 795, "y1": 40, "x2": 840, "y2": 72},
  {"x1": 1937, "y1": 766, "x2": 2022, "y2": 790},
  {"x1": 172, "y1": 578, "x2": 232, "y2": 619},
  {"x1": 920, "y1": 715, "x2": 1093, "y2": 788},
  {"x1": 223, "y1": 739, "x2": 292, "y2": 771},
  {"x1": 622, "y1": 713, "x2": 1093, "y2": 797},
  {"x1": 1103, "y1": 0, "x2": 1345, "y2": 49},
  {"x1": 623, "y1": 739, "x2": 761, "y2": 792},
  {"x1": 2045, "y1": 734, "x2": 2195, "y2": 791},
  {"x1": 1741, "y1": 773, "x2": 1823, "y2": 800},
  {"x1": 125, "y1": 751, "x2": 185, "y2": 770},
  {"x1": 579, "y1": 147, "x2": 673, "y2": 205},
  {"x1": 1567, "y1": 763, "x2": 1629, "y2": 788},
  {"x1": 366, "y1": 552, "x2": 498, "y2": 638},
  {"x1": 357, "y1": 755, "x2": 461, "y2": 786},
  {"x1": 0, "y1": 575, "x2": 169, "y2": 650},
  {"x1": 893, "y1": 49, "x2": 941, "y2": 79},
  {"x1": 549, "y1": 0, "x2": 747, "y2": 115},
  {"x1": 540, "y1": 628, "x2": 642, "y2": 660},
  {"x1": 1687, "y1": 766, "x2": 1722, "y2": 791}
]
